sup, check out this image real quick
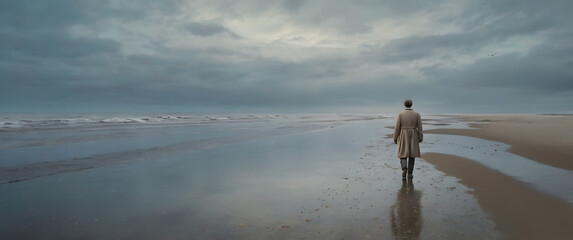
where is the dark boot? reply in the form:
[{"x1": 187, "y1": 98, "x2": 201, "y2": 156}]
[{"x1": 407, "y1": 157, "x2": 415, "y2": 178}]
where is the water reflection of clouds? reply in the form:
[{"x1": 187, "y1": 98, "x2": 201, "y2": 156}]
[
  {"x1": 419, "y1": 116, "x2": 573, "y2": 202},
  {"x1": 423, "y1": 134, "x2": 573, "y2": 202},
  {"x1": 0, "y1": 117, "x2": 504, "y2": 239}
]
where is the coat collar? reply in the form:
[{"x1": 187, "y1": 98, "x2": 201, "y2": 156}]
[{"x1": 405, "y1": 108, "x2": 412, "y2": 110}]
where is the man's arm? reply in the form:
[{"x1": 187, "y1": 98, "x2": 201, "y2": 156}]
[
  {"x1": 393, "y1": 114, "x2": 401, "y2": 144},
  {"x1": 417, "y1": 113, "x2": 423, "y2": 142}
]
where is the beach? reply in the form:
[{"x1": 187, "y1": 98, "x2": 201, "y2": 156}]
[
  {"x1": 0, "y1": 113, "x2": 571, "y2": 239},
  {"x1": 425, "y1": 115, "x2": 573, "y2": 170},
  {"x1": 423, "y1": 114, "x2": 573, "y2": 240}
]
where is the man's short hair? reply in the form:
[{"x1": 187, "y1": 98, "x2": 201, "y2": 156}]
[{"x1": 404, "y1": 99, "x2": 413, "y2": 108}]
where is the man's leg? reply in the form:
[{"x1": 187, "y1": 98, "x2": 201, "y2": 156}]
[
  {"x1": 400, "y1": 158, "x2": 407, "y2": 178},
  {"x1": 408, "y1": 157, "x2": 415, "y2": 176},
  {"x1": 400, "y1": 158, "x2": 407, "y2": 170}
]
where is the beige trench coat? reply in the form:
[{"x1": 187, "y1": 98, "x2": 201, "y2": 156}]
[{"x1": 393, "y1": 108, "x2": 423, "y2": 158}]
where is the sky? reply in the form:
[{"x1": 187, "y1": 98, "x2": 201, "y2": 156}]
[{"x1": 1, "y1": 0, "x2": 572, "y2": 114}]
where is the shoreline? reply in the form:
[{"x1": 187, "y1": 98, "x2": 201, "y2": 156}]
[
  {"x1": 421, "y1": 114, "x2": 573, "y2": 239},
  {"x1": 424, "y1": 114, "x2": 573, "y2": 170},
  {"x1": 421, "y1": 153, "x2": 573, "y2": 240}
]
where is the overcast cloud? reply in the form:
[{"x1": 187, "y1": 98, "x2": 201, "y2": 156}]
[{"x1": 1, "y1": 0, "x2": 572, "y2": 113}]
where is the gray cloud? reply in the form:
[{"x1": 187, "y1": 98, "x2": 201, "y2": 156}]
[
  {"x1": 374, "y1": 13, "x2": 556, "y2": 64},
  {"x1": 0, "y1": 0, "x2": 152, "y2": 30},
  {"x1": 186, "y1": 22, "x2": 240, "y2": 38},
  {"x1": 1, "y1": 30, "x2": 121, "y2": 59},
  {"x1": 1, "y1": 0, "x2": 572, "y2": 113}
]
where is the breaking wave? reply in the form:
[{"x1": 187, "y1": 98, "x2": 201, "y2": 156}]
[{"x1": 0, "y1": 113, "x2": 388, "y2": 131}]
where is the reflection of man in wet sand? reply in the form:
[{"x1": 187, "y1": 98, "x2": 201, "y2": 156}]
[
  {"x1": 391, "y1": 180, "x2": 423, "y2": 240},
  {"x1": 393, "y1": 99, "x2": 423, "y2": 179}
]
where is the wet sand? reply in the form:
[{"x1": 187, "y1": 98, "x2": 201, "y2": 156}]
[
  {"x1": 1, "y1": 115, "x2": 502, "y2": 239},
  {"x1": 2, "y1": 113, "x2": 570, "y2": 239},
  {"x1": 423, "y1": 153, "x2": 573, "y2": 240},
  {"x1": 422, "y1": 114, "x2": 573, "y2": 240},
  {"x1": 425, "y1": 115, "x2": 573, "y2": 170}
]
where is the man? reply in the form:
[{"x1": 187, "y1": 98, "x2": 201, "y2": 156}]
[{"x1": 393, "y1": 99, "x2": 423, "y2": 179}]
